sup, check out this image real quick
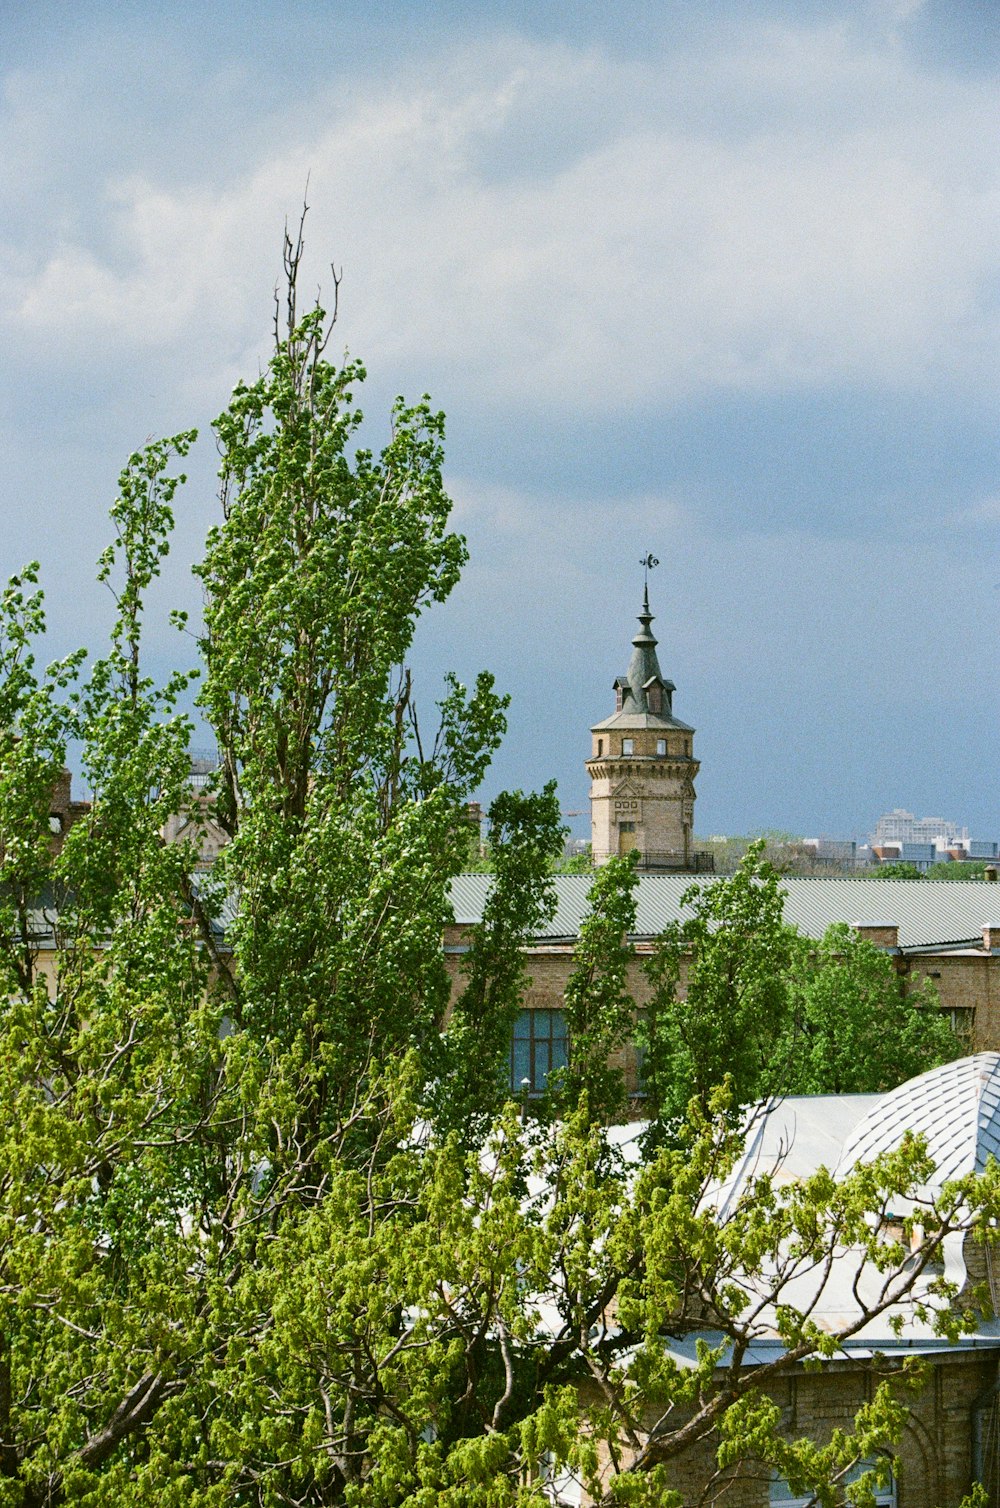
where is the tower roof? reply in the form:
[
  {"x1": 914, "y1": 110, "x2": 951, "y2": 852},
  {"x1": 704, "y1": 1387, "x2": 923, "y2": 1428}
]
[
  {"x1": 591, "y1": 583, "x2": 692, "y2": 732},
  {"x1": 625, "y1": 583, "x2": 673, "y2": 713}
]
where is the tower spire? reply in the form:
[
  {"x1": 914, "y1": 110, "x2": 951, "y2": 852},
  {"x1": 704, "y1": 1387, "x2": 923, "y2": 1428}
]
[
  {"x1": 640, "y1": 550, "x2": 659, "y2": 605},
  {"x1": 626, "y1": 585, "x2": 666, "y2": 714}
]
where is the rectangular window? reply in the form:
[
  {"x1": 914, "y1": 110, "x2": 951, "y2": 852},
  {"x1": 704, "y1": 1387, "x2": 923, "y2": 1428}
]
[
  {"x1": 510, "y1": 1009, "x2": 568, "y2": 1096},
  {"x1": 619, "y1": 821, "x2": 635, "y2": 833},
  {"x1": 634, "y1": 1038, "x2": 648, "y2": 1098},
  {"x1": 656, "y1": 738, "x2": 666, "y2": 756},
  {"x1": 597, "y1": 739, "x2": 603, "y2": 756},
  {"x1": 772, "y1": 1463, "x2": 895, "y2": 1507},
  {"x1": 622, "y1": 738, "x2": 634, "y2": 755}
]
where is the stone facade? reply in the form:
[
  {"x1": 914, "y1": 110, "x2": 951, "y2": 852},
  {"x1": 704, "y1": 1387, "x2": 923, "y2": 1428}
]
[
  {"x1": 587, "y1": 587, "x2": 705, "y2": 871},
  {"x1": 604, "y1": 1351, "x2": 998, "y2": 1506}
]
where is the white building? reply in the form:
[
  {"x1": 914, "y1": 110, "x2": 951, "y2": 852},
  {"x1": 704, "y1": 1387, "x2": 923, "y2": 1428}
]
[{"x1": 873, "y1": 809, "x2": 969, "y2": 847}]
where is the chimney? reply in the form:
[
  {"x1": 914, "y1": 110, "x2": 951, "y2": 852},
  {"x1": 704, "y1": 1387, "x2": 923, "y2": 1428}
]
[
  {"x1": 983, "y1": 927, "x2": 1000, "y2": 952},
  {"x1": 856, "y1": 923, "x2": 899, "y2": 949}
]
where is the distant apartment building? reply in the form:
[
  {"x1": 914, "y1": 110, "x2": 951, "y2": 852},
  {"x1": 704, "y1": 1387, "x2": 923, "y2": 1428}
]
[
  {"x1": 866, "y1": 811, "x2": 1000, "y2": 872},
  {"x1": 873, "y1": 809, "x2": 970, "y2": 847}
]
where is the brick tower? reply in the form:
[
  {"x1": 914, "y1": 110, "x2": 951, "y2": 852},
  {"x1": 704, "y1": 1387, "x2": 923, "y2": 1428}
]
[{"x1": 586, "y1": 583, "x2": 702, "y2": 871}]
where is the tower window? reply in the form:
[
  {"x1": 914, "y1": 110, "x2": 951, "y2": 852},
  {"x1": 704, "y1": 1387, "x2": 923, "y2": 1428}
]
[
  {"x1": 619, "y1": 822, "x2": 635, "y2": 833},
  {"x1": 597, "y1": 739, "x2": 603, "y2": 756},
  {"x1": 622, "y1": 738, "x2": 634, "y2": 756},
  {"x1": 656, "y1": 738, "x2": 666, "y2": 756}
]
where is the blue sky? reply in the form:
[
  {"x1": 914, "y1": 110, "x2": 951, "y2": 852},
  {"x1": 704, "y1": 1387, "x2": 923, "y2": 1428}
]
[{"x1": 2, "y1": 0, "x2": 998, "y2": 841}]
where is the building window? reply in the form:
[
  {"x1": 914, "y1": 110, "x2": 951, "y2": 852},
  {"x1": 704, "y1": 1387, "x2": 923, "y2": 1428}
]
[
  {"x1": 510, "y1": 1009, "x2": 568, "y2": 1097},
  {"x1": 633, "y1": 1028, "x2": 648, "y2": 1098},
  {"x1": 619, "y1": 822, "x2": 635, "y2": 834},
  {"x1": 656, "y1": 738, "x2": 666, "y2": 756},
  {"x1": 597, "y1": 739, "x2": 603, "y2": 756},
  {"x1": 622, "y1": 738, "x2": 634, "y2": 755},
  {"x1": 771, "y1": 1458, "x2": 895, "y2": 1506}
]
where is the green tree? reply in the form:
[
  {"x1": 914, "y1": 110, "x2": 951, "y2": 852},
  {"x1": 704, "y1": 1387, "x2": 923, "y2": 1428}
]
[
  {"x1": 781, "y1": 923, "x2": 963, "y2": 1095},
  {"x1": 557, "y1": 854, "x2": 638, "y2": 1122},
  {"x1": 873, "y1": 861, "x2": 924, "y2": 879},
  {"x1": 641, "y1": 842, "x2": 798, "y2": 1125},
  {"x1": 641, "y1": 844, "x2": 963, "y2": 1125},
  {"x1": 925, "y1": 859, "x2": 988, "y2": 880},
  {"x1": 0, "y1": 230, "x2": 991, "y2": 1507}
]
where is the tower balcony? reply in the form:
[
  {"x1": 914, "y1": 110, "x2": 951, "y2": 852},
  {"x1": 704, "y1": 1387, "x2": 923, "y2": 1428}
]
[{"x1": 592, "y1": 847, "x2": 715, "y2": 874}]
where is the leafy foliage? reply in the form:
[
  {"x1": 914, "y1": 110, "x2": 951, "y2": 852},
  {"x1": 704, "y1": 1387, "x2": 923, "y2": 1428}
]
[
  {"x1": 781, "y1": 923, "x2": 962, "y2": 1095},
  {"x1": 924, "y1": 859, "x2": 989, "y2": 881},
  {"x1": 640, "y1": 843, "x2": 963, "y2": 1126},
  {"x1": 0, "y1": 230, "x2": 990, "y2": 1507}
]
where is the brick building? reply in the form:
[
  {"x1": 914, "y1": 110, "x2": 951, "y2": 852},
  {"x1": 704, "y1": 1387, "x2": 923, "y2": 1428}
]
[
  {"x1": 587, "y1": 584, "x2": 711, "y2": 873},
  {"x1": 543, "y1": 1058, "x2": 1000, "y2": 1506},
  {"x1": 446, "y1": 584, "x2": 1000, "y2": 1098},
  {"x1": 447, "y1": 872, "x2": 1000, "y2": 1099}
]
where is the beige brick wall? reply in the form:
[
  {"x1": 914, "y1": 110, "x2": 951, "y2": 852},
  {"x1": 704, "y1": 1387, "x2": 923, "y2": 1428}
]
[
  {"x1": 905, "y1": 953, "x2": 999, "y2": 1051},
  {"x1": 448, "y1": 923, "x2": 1000, "y2": 1069},
  {"x1": 583, "y1": 1353, "x2": 996, "y2": 1506}
]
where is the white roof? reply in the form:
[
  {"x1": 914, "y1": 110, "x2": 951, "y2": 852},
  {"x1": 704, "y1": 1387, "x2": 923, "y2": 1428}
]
[
  {"x1": 700, "y1": 1062, "x2": 1000, "y2": 1350},
  {"x1": 837, "y1": 1053, "x2": 1000, "y2": 1183}
]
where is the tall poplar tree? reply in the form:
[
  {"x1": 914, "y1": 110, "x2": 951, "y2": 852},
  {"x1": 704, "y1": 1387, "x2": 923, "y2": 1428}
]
[{"x1": 0, "y1": 224, "x2": 993, "y2": 1506}]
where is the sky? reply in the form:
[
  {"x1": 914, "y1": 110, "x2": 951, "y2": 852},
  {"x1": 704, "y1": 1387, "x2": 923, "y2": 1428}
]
[{"x1": 1, "y1": 0, "x2": 998, "y2": 842}]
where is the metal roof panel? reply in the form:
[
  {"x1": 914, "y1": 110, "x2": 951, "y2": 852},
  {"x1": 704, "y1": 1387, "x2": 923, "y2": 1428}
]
[{"x1": 449, "y1": 874, "x2": 1000, "y2": 950}]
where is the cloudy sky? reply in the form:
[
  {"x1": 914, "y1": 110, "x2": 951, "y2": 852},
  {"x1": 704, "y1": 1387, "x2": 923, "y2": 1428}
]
[{"x1": 2, "y1": 0, "x2": 998, "y2": 841}]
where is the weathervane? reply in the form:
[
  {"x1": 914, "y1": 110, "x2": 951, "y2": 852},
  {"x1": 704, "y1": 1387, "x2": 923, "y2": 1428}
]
[{"x1": 640, "y1": 552, "x2": 660, "y2": 594}]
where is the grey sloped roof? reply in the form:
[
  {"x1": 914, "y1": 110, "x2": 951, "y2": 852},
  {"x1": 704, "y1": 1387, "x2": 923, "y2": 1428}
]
[
  {"x1": 590, "y1": 710, "x2": 695, "y2": 733},
  {"x1": 837, "y1": 1054, "x2": 1000, "y2": 1183},
  {"x1": 448, "y1": 873, "x2": 1000, "y2": 949}
]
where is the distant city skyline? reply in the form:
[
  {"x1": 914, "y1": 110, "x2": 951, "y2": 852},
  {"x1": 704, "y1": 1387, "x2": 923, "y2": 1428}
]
[{"x1": 2, "y1": 1, "x2": 998, "y2": 840}]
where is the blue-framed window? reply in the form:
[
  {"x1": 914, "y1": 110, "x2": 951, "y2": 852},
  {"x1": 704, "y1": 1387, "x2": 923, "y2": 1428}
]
[{"x1": 510, "y1": 1009, "x2": 568, "y2": 1096}]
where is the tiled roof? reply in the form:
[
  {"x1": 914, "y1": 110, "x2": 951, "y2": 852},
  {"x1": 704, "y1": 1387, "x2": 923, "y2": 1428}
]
[{"x1": 448, "y1": 873, "x2": 1000, "y2": 950}]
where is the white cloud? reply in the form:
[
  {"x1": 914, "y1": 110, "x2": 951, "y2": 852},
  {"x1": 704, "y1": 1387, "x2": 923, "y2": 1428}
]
[{"x1": 0, "y1": 21, "x2": 998, "y2": 416}]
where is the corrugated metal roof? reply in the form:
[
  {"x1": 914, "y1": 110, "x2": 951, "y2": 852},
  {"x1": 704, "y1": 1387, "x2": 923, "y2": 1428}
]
[
  {"x1": 838, "y1": 1053, "x2": 1000, "y2": 1183},
  {"x1": 448, "y1": 873, "x2": 1000, "y2": 949}
]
